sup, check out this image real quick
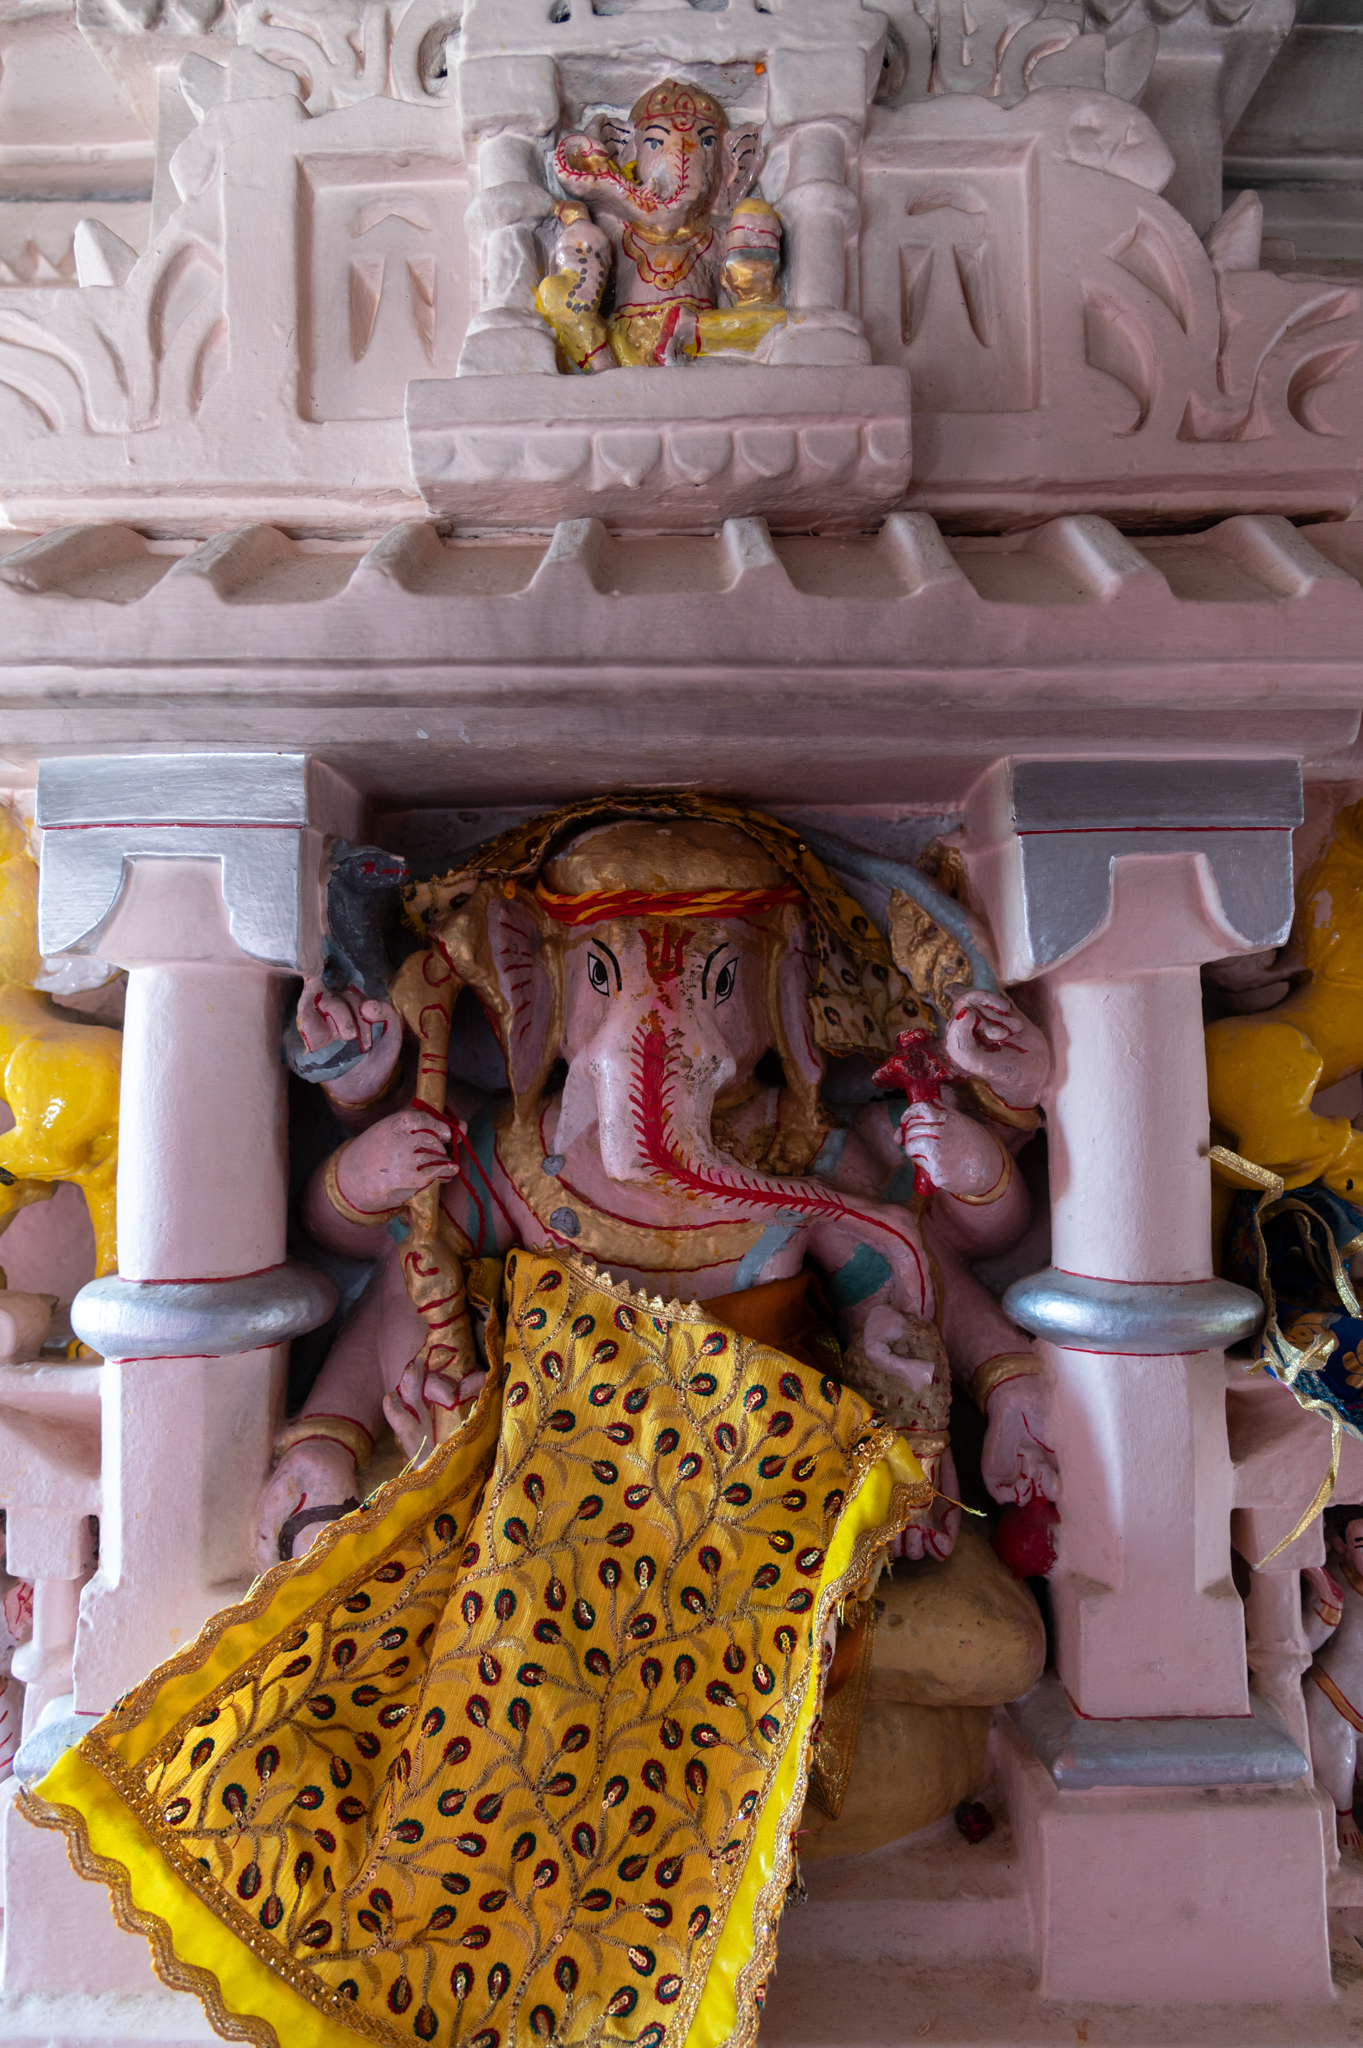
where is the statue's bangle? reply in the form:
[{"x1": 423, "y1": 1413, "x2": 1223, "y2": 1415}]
[
  {"x1": 325, "y1": 1037, "x2": 401, "y2": 1114},
  {"x1": 951, "y1": 1145, "x2": 1013, "y2": 1207},
  {"x1": 964, "y1": 1078, "x2": 1041, "y2": 1134},
  {"x1": 971, "y1": 1351, "x2": 1042, "y2": 1415},
  {"x1": 903, "y1": 1428, "x2": 950, "y2": 1460},
  {"x1": 324, "y1": 1142, "x2": 402, "y2": 1228},
  {"x1": 274, "y1": 1413, "x2": 373, "y2": 1468}
]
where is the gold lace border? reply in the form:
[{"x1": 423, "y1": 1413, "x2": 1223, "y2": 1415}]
[{"x1": 21, "y1": 1263, "x2": 930, "y2": 2048}]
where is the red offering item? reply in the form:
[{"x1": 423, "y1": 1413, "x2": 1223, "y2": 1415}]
[
  {"x1": 995, "y1": 1495, "x2": 1060, "y2": 1578},
  {"x1": 872, "y1": 1026, "x2": 953, "y2": 1197},
  {"x1": 954, "y1": 1799, "x2": 997, "y2": 1845}
]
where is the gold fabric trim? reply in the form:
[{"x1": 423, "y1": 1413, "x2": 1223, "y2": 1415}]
[
  {"x1": 21, "y1": 1783, "x2": 284, "y2": 2048},
  {"x1": 807, "y1": 1603, "x2": 875, "y2": 1822},
  {"x1": 714, "y1": 1473, "x2": 926, "y2": 2048},
  {"x1": 23, "y1": 1252, "x2": 930, "y2": 2048}
]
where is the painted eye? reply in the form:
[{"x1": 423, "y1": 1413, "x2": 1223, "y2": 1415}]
[
  {"x1": 588, "y1": 955, "x2": 610, "y2": 995},
  {"x1": 713, "y1": 961, "x2": 736, "y2": 1006}
]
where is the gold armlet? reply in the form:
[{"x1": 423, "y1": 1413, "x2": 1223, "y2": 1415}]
[
  {"x1": 273, "y1": 1413, "x2": 373, "y2": 1468},
  {"x1": 902, "y1": 1429, "x2": 950, "y2": 1459},
  {"x1": 971, "y1": 1351, "x2": 1042, "y2": 1415},
  {"x1": 964, "y1": 1078, "x2": 1041, "y2": 1134},
  {"x1": 952, "y1": 1145, "x2": 1013, "y2": 1207},
  {"x1": 324, "y1": 1142, "x2": 401, "y2": 1228}
]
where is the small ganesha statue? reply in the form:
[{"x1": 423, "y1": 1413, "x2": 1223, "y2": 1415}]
[{"x1": 535, "y1": 77, "x2": 784, "y2": 372}]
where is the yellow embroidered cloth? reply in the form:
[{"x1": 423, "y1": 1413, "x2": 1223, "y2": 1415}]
[{"x1": 22, "y1": 1249, "x2": 927, "y2": 2048}]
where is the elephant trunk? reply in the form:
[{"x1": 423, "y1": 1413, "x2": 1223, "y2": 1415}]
[
  {"x1": 558, "y1": 1004, "x2": 734, "y2": 1188},
  {"x1": 558, "y1": 1007, "x2": 932, "y2": 1314}
]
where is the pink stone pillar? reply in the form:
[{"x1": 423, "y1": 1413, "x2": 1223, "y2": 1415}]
[
  {"x1": 31, "y1": 755, "x2": 354, "y2": 1711},
  {"x1": 456, "y1": 53, "x2": 560, "y2": 377},
  {"x1": 1033, "y1": 876, "x2": 1249, "y2": 1717},
  {"x1": 972, "y1": 759, "x2": 1300, "y2": 1723},
  {"x1": 764, "y1": 41, "x2": 877, "y2": 367},
  {"x1": 971, "y1": 758, "x2": 1333, "y2": 2005}
]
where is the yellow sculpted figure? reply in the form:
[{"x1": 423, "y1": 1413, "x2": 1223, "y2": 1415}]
[
  {"x1": 535, "y1": 78, "x2": 785, "y2": 373},
  {"x1": 1207, "y1": 799, "x2": 1363, "y2": 1198},
  {"x1": 0, "y1": 807, "x2": 119, "y2": 1277}
]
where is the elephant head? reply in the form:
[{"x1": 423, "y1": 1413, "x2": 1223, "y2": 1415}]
[
  {"x1": 416, "y1": 802, "x2": 950, "y2": 1331},
  {"x1": 440, "y1": 818, "x2": 832, "y2": 1185},
  {"x1": 556, "y1": 78, "x2": 761, "y2": 232}
]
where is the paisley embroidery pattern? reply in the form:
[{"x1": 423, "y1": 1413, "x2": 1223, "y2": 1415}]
[{"x1": 24, "y1": 1250, "x2": 923, "y2": 2048}]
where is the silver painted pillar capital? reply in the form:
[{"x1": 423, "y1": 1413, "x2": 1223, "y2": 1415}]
[
  {"x1": 36, "y1": 752, "x2": 362, "y2": 976},
  {"x1": 966, "y1": 756, "x2": 1302, "y2": 985}
]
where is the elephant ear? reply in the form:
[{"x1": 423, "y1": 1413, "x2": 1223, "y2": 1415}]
[
  {"x1": 433, "y1": 882, "x2": 561, "y2": 1118},
  {"x1": 719, "y1": 124, "x2": 762, "y2": 212},
  {"x1": 600, "y1": 112, "x2": 633, "y2": 165},
  {"x1": 767, "y1": 912, "x2": 830, "y2": 1173}
]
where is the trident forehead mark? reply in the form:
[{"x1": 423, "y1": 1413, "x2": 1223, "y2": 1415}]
[{"x1": 641, "y1": 922, "x2": 692, "y2": 991}]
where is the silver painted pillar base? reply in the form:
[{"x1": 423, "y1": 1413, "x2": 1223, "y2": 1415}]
[
  {"x1": 1009, "y1": 1674, "x2": 1309, "y2": 1788},
  {"x1": 72, "y1": 1261, "x2": 337, "y2": 1360}
]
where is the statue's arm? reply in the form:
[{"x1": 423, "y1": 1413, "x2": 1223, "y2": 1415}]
[
  {"x1": 848, "y1": 1095, "x2": 1033, "y2": 1256},
  {"x1": 1304, "y1": 1566, "x2": 1344, "y2": 1652},
  {"x1": 822, "y1": 1124, "x2": 1055, "y2": 1507}
]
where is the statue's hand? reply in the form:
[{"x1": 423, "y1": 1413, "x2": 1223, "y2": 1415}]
[
  {"x1": 256, "y1": 1438, "x2": 358, "y2": 1566},
  {"x1": 336, "y1": 1106, "x2": 460, "y2": 1214},
  {"x1": 841, "y1": 1304, "x2": 941, "y2": 1425},
  {"x1": 943, "y1": 989, "x2": 1049, "y2": 1108},
  {"x1": 981, "y1": 1374, "x2": 1057, "y2": 1506},
  {"x1": 298, "y1": 974, "x2": 401, "y2": 1106},
  {"x1": 897, "y1": 1100, "x2": 1008, "y2": 1198},
  {"x1": 897, "y1": 1449, "x2": 960, "y2": 1562},
  {"x1": 384, "y1": 1356, "x2": 487, "y2": 1461}
]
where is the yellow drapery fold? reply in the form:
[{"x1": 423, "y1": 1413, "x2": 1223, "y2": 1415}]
[{"x1": 23, "y1": 1250, "x2": 926, "y2": 2048}]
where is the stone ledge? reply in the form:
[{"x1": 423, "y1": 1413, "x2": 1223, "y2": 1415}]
[{"x1": 406, "y1": 365, "x2": 913, "y2": 531}]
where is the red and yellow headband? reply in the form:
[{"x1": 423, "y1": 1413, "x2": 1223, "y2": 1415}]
[{"x1": 534, "y1": 882, "x2": 803, "y2": 928}]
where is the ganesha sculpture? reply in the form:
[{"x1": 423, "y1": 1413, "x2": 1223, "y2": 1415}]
[
  {"x1": 262, "y1": 801, "x2": 1055, "y2": 1574},
  {"x1": 535, "y1": 78, "x2": 785, "y2": 373}
]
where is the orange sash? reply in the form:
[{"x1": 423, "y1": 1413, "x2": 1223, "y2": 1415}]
[{"x1": 1310, "y1": 1662, "x2": 1363, "y2": 1732}]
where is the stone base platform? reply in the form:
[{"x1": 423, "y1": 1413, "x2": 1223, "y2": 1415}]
[
  {"x1": 4, "y1": 1767, "x2": 1363, "y2": 2043},
  {"x1": 763, "y1": 1813, "x2": 1363, "y2": 2048}
]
